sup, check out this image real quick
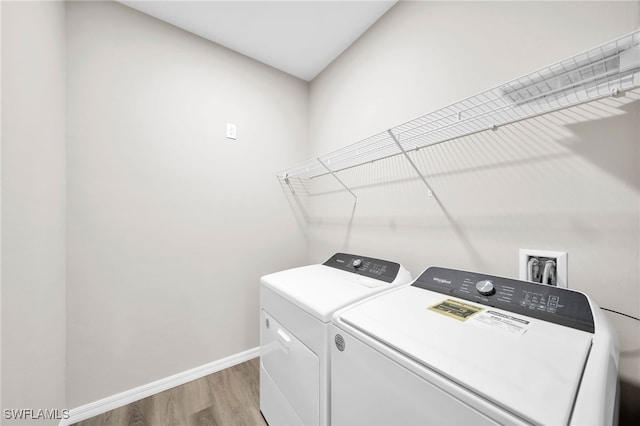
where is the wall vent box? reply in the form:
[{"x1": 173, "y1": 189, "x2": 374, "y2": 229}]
[{"x1": 519, "y1": 249, "x2": 567, "y2": 288}]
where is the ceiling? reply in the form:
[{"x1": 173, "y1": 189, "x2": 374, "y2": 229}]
[{"x1": 118, "y1": 1, "x2": 397, "y2": 82}]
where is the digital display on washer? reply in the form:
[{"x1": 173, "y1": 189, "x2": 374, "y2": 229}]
[
  {"x1": 412, "y1": 267, "x2": 594, "y2": 333},
  {"x1": 323, "y1": 253, "x2": 400, "y2": 283}
]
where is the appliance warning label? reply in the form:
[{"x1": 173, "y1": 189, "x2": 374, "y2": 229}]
[
  {"x1": 428, "y1": 299, "x2": 484, "y2": 321},
  {"x1": 474, "y1": 310, "x2": 530, "y2": 335}
]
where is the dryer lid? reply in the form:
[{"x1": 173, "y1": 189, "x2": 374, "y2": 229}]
[
  {"x1": 261, "y1": 262, "x2": 409, "y2": 323},
  {"x1": 338, "y1": 285, "x2": 593, "y2": 425}
]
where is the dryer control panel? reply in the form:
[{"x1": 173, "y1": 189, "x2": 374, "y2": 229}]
[
  {"x1": 413, "y1": 267, "x2": 595, "y2": 333},
  {"x1": 324, "y1": 253, "x2": 400, "y2": 283}
]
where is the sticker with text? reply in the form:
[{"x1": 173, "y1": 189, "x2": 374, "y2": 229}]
[
  {"x1": 428, "y1": 299, "x2": 484, "y2": 321},
  {"x1": 474, "y1": 310, "x2": 530, "y2": 335}
]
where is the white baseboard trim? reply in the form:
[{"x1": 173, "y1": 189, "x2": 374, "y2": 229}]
[{"x1": 60, "y1": 346, "x2": 260, "y2": 426}]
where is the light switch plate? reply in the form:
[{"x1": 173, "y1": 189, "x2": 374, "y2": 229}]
[{"x1": 226, "y1": 123, "x2": 237, "y2": 140}]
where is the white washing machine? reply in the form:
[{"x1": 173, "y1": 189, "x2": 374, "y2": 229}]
[
  {"x1": 260, "y1": 253, "x2": 412, "y2": 425},
  {"x1": 331, "y1": 266, "x2": 619, "y2": 426}
]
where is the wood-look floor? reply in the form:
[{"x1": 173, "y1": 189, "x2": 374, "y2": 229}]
[
  {"x1": 74, "y1": 358, "x2": 266, "y2": 426},
  {"x1": 73, "y1": 356, "x2": 640, "y2": 426}
]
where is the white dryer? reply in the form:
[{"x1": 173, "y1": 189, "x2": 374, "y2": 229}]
[
  {"x1": 331, "y1": 266, "x2": 619, "y2": 426},
  {"x1": 260, "y1": 253, "x2": 412, "y2": 426}
]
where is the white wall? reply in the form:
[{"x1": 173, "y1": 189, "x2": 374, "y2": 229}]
[
  {"x1": 1, "y1": 1, "x2": 67, "y2": 424},
  {"x1": 65, "y1": 1, "x2": 308, "y2": 407},
  {"x1": 3, "y1": 0, "x2": 638, "y2": 415},
  {"x1": 308, "y1": 1, "x2": 640, "y2": 384},
  {"x1": 1, "y1": 0, "x2": 3, "y2": 416}
]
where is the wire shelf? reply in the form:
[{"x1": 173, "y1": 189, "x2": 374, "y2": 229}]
[{"x1": 279, "y1": 30, "x2": 640, "y2": 180}]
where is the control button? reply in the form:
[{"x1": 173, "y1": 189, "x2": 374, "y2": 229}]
[
  {"x1": 475, "y1": 280, "x2": 495, "y2": 296},
  {"x1": 352, "y1": 259, "x2": 363, "y2": 268}
]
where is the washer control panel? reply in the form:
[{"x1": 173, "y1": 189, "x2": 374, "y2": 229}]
[
  {"x1": 324, "y1": 253, "x2": 400, "y2": 283},
  {"x1": 412, "y1": 267, "x2": 594, "y2": 332}
]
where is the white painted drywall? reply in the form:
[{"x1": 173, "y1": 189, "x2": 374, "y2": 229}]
[
  {"x1": 4, "y1": 0, "x2": 638, "y2": 413},
  {"x1": 1, "y1": 0, "x2": 3, "y2": 418},
  {"x1": 1, "y1": 0, "x2": 67, "y2": 423},
  {"x1": 308, "y1": 1, "x2": 640, "y2": 383},
  {"x1": 1, "y1": 0, "x2": 3, "y2": 416},
  {"x1": 65, "y1": 1, "x2": 308, "y2": 407}
]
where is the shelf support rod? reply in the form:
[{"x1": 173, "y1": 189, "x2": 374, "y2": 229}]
[
  {"x1": 316, "y1": 158, "x2": 358, "y2": 201},
  {"x1": 388, "y1": 129, "x2": 435, "y2": 197}
]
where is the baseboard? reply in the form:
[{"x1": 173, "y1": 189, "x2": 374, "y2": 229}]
[{"x1": 60, "y1": 346, "x2": 260, "y2": 425}]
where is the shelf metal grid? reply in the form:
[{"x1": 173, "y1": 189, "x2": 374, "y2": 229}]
[{"x1": 279, "y1": 30, "x2": 640, "y2": 184}]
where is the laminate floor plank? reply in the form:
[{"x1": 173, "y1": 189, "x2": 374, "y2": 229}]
[
  {"x1": 186, "y1": 406, "x2": 219, "y2": 426},
  {"x1": 128, "y1": 399, "x2": 153, "y2": 426},
  {"x1": 73, "y1": 358, "x2": 265, "y2": 426}
]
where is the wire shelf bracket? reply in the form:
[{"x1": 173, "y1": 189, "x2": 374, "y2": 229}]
[
  {"x1": 388, "y1": 129, "x2": 435, "y2": 197},
  {"x1": 316, "y1": 158, "x2": 358, "y2": 201},
  {"x1": 316, "y1": 157, "x2": 359, "y2": 217},
  {"x1": 278, "y1": 30, "x2": 640, "y2": 187}
]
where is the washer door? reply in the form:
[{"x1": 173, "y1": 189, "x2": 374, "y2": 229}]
[
  {"x1": 261, "y1": 310, "x2": 320, "y2": 425},
  {"x1": 331, "y1": 327, "x2": 504, "y2": 426}
]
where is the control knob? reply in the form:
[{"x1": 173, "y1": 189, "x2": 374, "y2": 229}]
[
  {"x1": 475, "y1": 280, "x2": 495, "y2": 296},
  {"x1": 352, "y1": 259, "x2": 363, "y2": 268}
]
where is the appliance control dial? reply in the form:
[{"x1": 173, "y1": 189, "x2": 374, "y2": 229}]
[
  {"x1": 352, "y1": 259, "x2": 363, "y2": 268},
  {"x1": 475, "y1": 280, "x2": 495, "y2": 296}
]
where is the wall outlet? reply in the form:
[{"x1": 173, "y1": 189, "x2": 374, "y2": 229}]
[
  {"x1": 226, "y1": 123, "x2": 237, "y2": 140},
  {"x1": 519, "y1": 249, "x2": 567, "y2": 288}
]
